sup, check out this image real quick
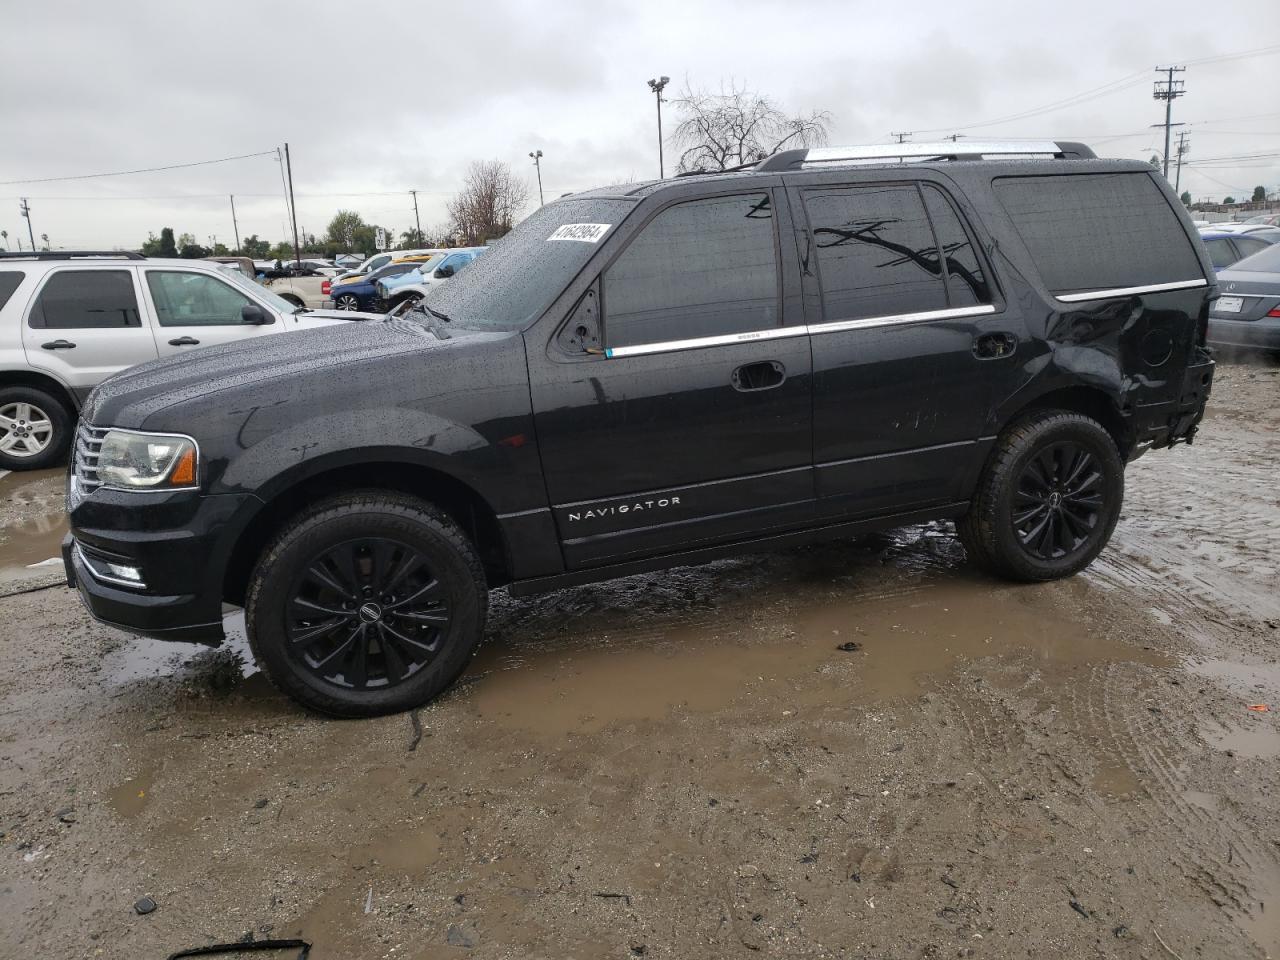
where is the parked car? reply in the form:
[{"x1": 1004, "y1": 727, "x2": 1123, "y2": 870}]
[
  {"x1": 330, "y1": 249, "x2": 443, "y2": 286},
  {"x1": 1206, "y1": 242, "x2": 1280, "y2": 353},
  {"x1": 329, "y1": 259, "x2": 433, "y2": 311},
  {"x1": 0, "y1": 251, "x2": 386, "y2": 470},
  {"x1": 262, "y1": 273, "x2": 331, "y2": 309},
  {"x1": 1199, "y1": 230, "x2": 1279, "y2": 271},
  {"x1": 63, "y1": 139, "x2": 1214, "y2": 716},
  {"x1": 378, "y1": 248, "x2": 487, "y2": 309},
  {"x1": 1200, "y1": 222, "x2": 1280, "y2": 238},
  {"x1": 1243, "y1": 214, "x2": 1280, "y2": 226}
]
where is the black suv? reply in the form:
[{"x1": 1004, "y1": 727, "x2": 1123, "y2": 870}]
[{"x1": 62, "y1": 140, "x2": 1216, "y2": 716}]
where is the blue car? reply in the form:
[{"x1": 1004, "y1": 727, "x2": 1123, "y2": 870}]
[
  {"x1": 329, "y1": 260, "x2": 428, "y2": 311},
  {"x1": 1199, "y1": 229, "x2": 1280, "y2": 272}
]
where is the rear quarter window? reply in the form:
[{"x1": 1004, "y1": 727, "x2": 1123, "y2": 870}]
[
  {"x1": 993, "y1": 172, "x2": 1204, "y2": 296},
  {"x1": 0, "y1": 272, "x2": 24, "y2": 311}
]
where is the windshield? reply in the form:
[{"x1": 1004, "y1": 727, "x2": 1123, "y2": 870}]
[
  {"x1": 219, "y1": 266, "x2": 303, "y2": 313},
  {"x1": 421, "y1": 197, "x2": 636, "y2": 330},
  {"x1": 1231, "y1": 243, "x2": 1280, "y2": 273}
]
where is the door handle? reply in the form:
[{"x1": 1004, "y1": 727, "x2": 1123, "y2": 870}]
[
  {"x1": 40, "y1": 339, "x2": 76, "y2": 350},
  {"x1": 731, "y1": 360, "x2": 786, "y2": 392},
  {"x1": 167, "y1": 336, "x2": 201, "y2": 346},
  {"x1": 973, "y1": 332, "x2": 1018, "y2": 360}
]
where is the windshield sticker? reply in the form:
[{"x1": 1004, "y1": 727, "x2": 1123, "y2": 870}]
[{"x1": 547, "y1": 223, "x2": 611, "y2": 243}]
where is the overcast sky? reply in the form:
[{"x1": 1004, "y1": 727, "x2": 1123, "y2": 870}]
[{"x1": 2, "y1": 0, "x2": 1277, "y2": 251}]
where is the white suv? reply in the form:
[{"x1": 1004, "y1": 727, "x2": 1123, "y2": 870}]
[{"x1": 0, "y1": 252, "x2": 384, "y2": 470}]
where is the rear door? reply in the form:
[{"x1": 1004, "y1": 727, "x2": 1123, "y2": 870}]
[
  {"x1": 20, "y1": 266, "x2": 158, "y2": 402},
  {"x1": 529, "y1": 188, "x2": 814, "y2": 569},
  {"x1": 793, "y1": 179, "x2": 1010, "y2": 519},
  {"x1": 141, "y1": 267, "x2": 278, "y2": 357}
]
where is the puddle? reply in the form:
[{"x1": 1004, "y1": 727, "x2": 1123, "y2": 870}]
[
  {"x1": 1205, "y1": 721, "x2": 1280, "y2": 760},
  {"x1": 107, "y1": 768, "x2": 155, "y2": 818},
  {"x1": 0, "y1": 467, "x2": 69, "y2": 581},
  {"x1": 1091, "y1": 762, "x2": 1142, "y2": 797},
  {"x1": 468, "y1": 578, "x2": 1172, "y2": 736}
]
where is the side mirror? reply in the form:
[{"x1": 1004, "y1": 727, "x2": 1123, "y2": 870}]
[
  {"x1": 242, "y1": 304, "x2": 274, "y2": 325},
  {"x1": 434, "y1": 264, "x2": 455, "y2": 279}
]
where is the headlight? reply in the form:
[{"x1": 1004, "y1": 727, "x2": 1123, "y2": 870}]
[{"x1": 97, "y1": 430, "x2": 199, "y2": 489}]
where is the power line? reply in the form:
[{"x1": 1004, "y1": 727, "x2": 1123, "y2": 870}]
[{"x1": 0, "y1": 149, "x2": 279, "y2": 186}]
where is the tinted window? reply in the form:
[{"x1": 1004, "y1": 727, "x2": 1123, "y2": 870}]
[
  {"x1": 30, "y1": 270, "x2": 139, "y2": 329},
  {"x1": 994, "y1": 173, "x2": 1203, "y2": 295},
  {"x1": 424, "y1": 198, "x2": 635, "y2": 330},
  {"x1": 0, "y1": 272, "x2": 23, "y2": 312},
  {"x1": 147, "y1": 270, "x2": 254, "y2": 327},
  {"x1": 804, "y1": 184, "x2": 947, "y2": 322},
  {"x1": 1204, "y1": 238, "x2": 1239, "y2": 269},
  {"x1": 922, "y1": 186, "x2": 992, "y2": 307},
  {"x1": 1234, "y1": 236, "x2": 1270, "y2": 258},
  {"x1": 605, "y1": 193, "x2": 778, "y2": 348}
]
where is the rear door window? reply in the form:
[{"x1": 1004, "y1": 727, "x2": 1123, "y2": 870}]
[
  {"x1": 922, "y1": 186, "x2": 993, "y2": 307},
  {"x1": 0, "y1": 272, "x2": 24, "y2": 311},
  {"x1": 1204, "y1": 238, "x2": 1238, "y2": 269},
  {"x1": 29, "y1": 270, "x2": 140, "y2": 329},
  {"x1": 802, "y1": 184, "x2": 948, "y2": 322},
  {"x1": 604, "y1": 192, "x2": 779, "y2": 349},
  {"x1": 993, "y1": 172, "x2": 1204, "y2": 296},
  {"x1": 1232, "y1": 236, "x2": 1270, "y2": 260}
]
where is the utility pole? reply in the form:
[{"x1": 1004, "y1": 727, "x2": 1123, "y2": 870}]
[
  {"x1": 944, "y1": 133, "x2": 964, "y2": 142},
  {"x1": 283, "y1": 142, "x2": 302, "y2": 268},
  {"x1": 229, "y1": 195, "x2": 241, "y2": 253},
  {"x1": 1174, "y1": 131, "x2": 1191, "y2": 193},
  {"x1": 410, "y1": 189, "x2": 422, "y2": 243},
  {"x1": 1152, "y1": 65, "x2": 1186, "y2": 179},
  {"x1": 529, "y1": 150, "x2": 544, "y2": 206},
  {"x1": 891, "y1": 131, "x2": 912, "y2": 143},
  {"x1": 647, "y1": 76, "x2": 669, "y2": 178},
  {"x1": 19, "y1": 198, "x2": 35, "y2": 252}
]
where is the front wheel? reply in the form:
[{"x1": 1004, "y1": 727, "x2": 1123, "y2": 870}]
[
  {"x1": 957, "y1": 410, "x2": 1123, "y2": 582},
  {"x1": 246, "y1": 492, "x2": 488, "y2": 716}
]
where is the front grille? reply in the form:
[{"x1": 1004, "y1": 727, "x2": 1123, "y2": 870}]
[{"x1": 73, "y1": 422, "x2": 108, "y2": 495}]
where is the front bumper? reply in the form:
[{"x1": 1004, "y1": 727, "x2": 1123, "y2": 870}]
[
  {"x1": 62, "y1": 490, "x2": 257, "y2": 646},
  {"x1": 1207, "y1": 316, "x2": 1280, "y2": 350}
]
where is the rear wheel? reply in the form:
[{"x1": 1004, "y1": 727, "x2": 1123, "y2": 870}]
[
  {"x1": 957, "y1": 410, "x2": 1123, "y2": 582},
  {"x1": 334, "y1": 293, "x2": 361, "y2": 311},
  {"x1": 0, "y1": 386, "x2": 72, "y2": 471},
  {"x1": 246, "y1": 492, "x2": 488, "y2": 716}
]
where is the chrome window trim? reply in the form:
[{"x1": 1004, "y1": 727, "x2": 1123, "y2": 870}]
[
  {"x1": 1055, "y1": 278, "x2": 1208, "y2": 303},
  {"x1": 605, "y1": 325, "x2": 804, "y2": 358},
  {"x1": 807, "y1": 304, "x2": 997, "y2": 335},
  {"x1": 603, "y1": 304, "x2": 1000, "y2": 357}
]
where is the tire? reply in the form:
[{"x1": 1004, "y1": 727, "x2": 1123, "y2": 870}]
[
  {"x1": 279, "y1": 295, "x2": 304, "y2": 308},
  {"x1": 957, "y1": 410, "x2": 1123, "y2": 582},
  {"x1": 245, "y1": 491, "x2": 488, "y2": 717},
  {"x1": 0, "y1": 385, "x2": 73, "y2": 471},
  {"x1": 334, "y1": 293, "x2": 360, "y2": 311}
]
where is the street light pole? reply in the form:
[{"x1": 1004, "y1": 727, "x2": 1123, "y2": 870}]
[
  {"x1": 529, "y1": 150, "x2": 544, "y2": 206},
  {"x1": 410, "y1": 190, "x2": 422, "y2": 243},
  {"x1": 19, "y1": 198, "x2": 35, "y2": 252},
  {"x1": 647, "y1": 76, "x2": 669, "y2": 178}
]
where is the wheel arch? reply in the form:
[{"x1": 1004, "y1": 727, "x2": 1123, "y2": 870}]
[
  {"x1": 996, "y1": 384, "x2": 1133, "y2": 457},
  {"x1": 0, "y1": 368, "x2": 80, "y2": 414},
  {"x1": 222, "y1": 457, "x2": 511, "y2": 607}
]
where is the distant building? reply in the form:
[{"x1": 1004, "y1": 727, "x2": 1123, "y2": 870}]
[{"x1": 334, "y1": 253, "x2": 365, "y2": 267}]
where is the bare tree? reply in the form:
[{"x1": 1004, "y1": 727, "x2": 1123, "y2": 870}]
[
  {"x1": 447, "y1": 161, "x2": 530, "y2": 245},
  {"x1": 671, "y1": 80, "x2": 831, "y2": 174}
]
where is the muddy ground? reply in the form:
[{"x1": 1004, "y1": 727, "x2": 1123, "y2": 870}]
[{"x1": 1, "y1": 356, "x2": 1278, "y2": 960}]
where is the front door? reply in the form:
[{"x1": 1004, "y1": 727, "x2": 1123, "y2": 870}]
[
  {"x1": 794, "y1": 180, "x2": 1018, "y2": 519},
  {"x1": 142, "y1": 268, "x2": 278, "y2": 357},
  {"x1": 529, "y1": 190, "x2": 814, "y2": 570},
  {"x1": 21, "y1": 266, "x2": 158, "y2": 403}
]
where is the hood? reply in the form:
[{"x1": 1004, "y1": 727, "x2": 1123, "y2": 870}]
[{"x1": 82, "y1": 318, "x2": 502, "y2": 428}]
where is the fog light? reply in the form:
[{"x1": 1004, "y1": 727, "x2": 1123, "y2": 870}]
[{"x1": 77, "y1": 545, "x2": 146, "y2": 590}]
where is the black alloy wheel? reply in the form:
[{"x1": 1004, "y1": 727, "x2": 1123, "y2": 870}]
[
  {"x1": 1011, "y1": 441, "x2": 1104, "y2": 560},
  {"x1": 286, "y1": 537, "x2": 450, "y2": 690}
]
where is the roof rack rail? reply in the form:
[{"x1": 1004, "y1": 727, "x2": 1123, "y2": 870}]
[
  {"x1": 755, "y1": 140, "x2": 1096, "y2": 172},
  {"x1": 0, "y1": 250, "x2": 145, "y2": 261}
]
